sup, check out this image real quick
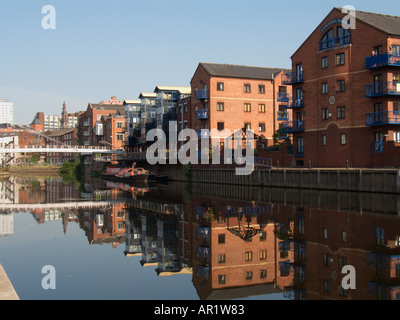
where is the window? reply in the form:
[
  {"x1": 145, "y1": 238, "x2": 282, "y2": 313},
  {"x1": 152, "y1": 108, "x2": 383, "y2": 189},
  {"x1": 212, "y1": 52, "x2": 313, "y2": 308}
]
[
  {"x1": 339, "y1": 285, "x2": 348, "y2": 297},
  {"x1": 245, "y1": 271, "x2": 253, "y2": 280},
  {"x1": 217, "y1": 102, "x2": 224, "y2": 111},
  {"x1": 341, "y1": 231, "x2": 348, "y2": 242},
  {"x1": 324, "y1": 254, "x2": 331, "y2": 267},
  {"x1": 244, "y1": 84, "x2": 251, "y2": 93},
  {"x1": 376, "y1": 227, "x2": 385, "y2": 246},
  {"x1": 218, "y1": 234, "x2": 225, "y2": 244},
  {"x1": 336, "y1": 53, "x2": 345, "y2": 65},
  {"x1": 218, "y1": 254, "x2": 226, "y2": 264},
  {"x1": 393, "y1": 73, "x2": 400, "y2": 83},
  {"x1": 322, "y1": 56, "x2": 328, "y2": 68},
  {"x1": 322, "y1": 82, "x2": 329, "y2": 94},
  {"x1": 394, "y1": 102, "x2": 400, "y2": 113},
  {"x1": 117, "y1": 122, "x2": 123, "y2": 129},
  {"x1": 217, "y1": 82, "x2": 224, "y2": 91},
  {"x1": 260, "y1": 270, "x2": 267, "y2": 279},
  {"x1": 339, "y1": 257, "x2": 347, "y2": 269},
  {"x1": 322, "y1": 135, "x2": 327, "y2": 146},
  {"x1": 395, "y1": 131, "x2": 400, "y2": 144},
  {"x1": 117, "y1": 134, "x2": 124, "y2": 141},
  {"x1": 298, "y1": 216, "x2": 304, "y2": 235},
  {"x1": 322, "y1": 108, "x2": 329, "y2": 120},
  {"x1": 340, "y1": 133, "x2": 347, "y2": 145},
  {"x1": 373, "y1": 46, "x2": 383, "y2": 56},
  {"x1": 245, "y1": 251, "x2": 253, "y2": 261},
  {"x1": 260, "y1": 250, "x2": 267, "y2": 260},
  {"x1": 218, "y1": 274, "x2": 226, "y2": 284},
  {"x1": 324, "y1": 281, "x2": 331, "y2": 292},
  {"x1": 258, "y1": 104, "x2": 265, "y2": 113},
  {"x1": 323, "y1": 229, "x2": 328, "y2": 239},
  {"x1": 244, "y1": 103, "x2": 251, "y2": 112},
  {"x1": 337, "y1": 80, "x2": 346, "y2": 92},
  {"x1": 244, "y1": 123, "x2": 251, "y2": 130},
  {"x1": 217, "y1": 122, "x2": 224, "y2": 131},
  {"x1": 259, "y1": 123, "x2": 265, "y2": 132},
  {"x1": 260, "y1": 231, "x2": 266, "y2": 241},
  {"x1": 337, "y1": 106, "x2": 346, "y2": 119},
  {"x1": 321, "y1": 28, "x2": 334, "y2": 50},
  {"x1": 258, "y1": 85, "x2": 265, "y2": 93}
]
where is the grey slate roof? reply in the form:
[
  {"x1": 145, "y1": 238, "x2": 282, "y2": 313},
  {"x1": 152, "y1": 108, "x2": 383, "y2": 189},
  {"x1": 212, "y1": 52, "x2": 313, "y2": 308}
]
[
  {"x1": 337, "y1": 7, "x2": 400, "y2": 35},
  {"x1": 200, "y1": 62, "x2": 290, "y2": 80}
]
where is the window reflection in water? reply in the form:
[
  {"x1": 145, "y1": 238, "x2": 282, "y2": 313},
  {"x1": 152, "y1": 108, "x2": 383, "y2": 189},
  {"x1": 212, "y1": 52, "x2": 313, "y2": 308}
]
[{"x1": 1, "y1": 177, "x2": 400, "y2": 300}]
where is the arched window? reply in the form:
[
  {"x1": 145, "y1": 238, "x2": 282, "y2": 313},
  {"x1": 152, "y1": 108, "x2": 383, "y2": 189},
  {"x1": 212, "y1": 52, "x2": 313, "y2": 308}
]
[
  {"x1": 337, "y1": 26, "x2": 351, "y2": 46},
  {"x1": 321, "y1": 28, "x2": 334, "y2": 50}
]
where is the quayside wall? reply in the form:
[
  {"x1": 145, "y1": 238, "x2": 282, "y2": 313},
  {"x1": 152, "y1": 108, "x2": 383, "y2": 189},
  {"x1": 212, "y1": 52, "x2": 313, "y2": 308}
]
[{"x1": 186, "y1": 168, "x2": 400, "y2": 194}]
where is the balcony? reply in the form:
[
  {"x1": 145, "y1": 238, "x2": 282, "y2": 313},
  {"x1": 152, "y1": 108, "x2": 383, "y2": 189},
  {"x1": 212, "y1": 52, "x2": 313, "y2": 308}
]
[
  {"x1": 196, "y1": 129, "x2": 210, "y2": 139},
  {"x1": 277, "y1": 92, "x2": 290, "y2": 102},
  {"x1": 195, "y1": 109, "x2": 209, "y2": 120},
  {"x1": 197, "y1": 227, "x2": 210, "y2": 240},
  {"x1": 277, "y1": 111, "x2": 289, "y2": 121},
  {"x1": 282, "y1": 72, "x2": 304, "y2": 85},
  {"x1": 366, "y1": 111, "x2": 400, "y2": 126},
  {"x1": 319, "y1": 35, "x2": 351, "y2": 51},
  {"x1": 195, "y1": 89, "x2": 209, "y2": 100},
  {"x1": 365, "y1": 81, "x2": 400, "y2": 97},
  {"x1": 284, "y1": 97, "x2": 305, "y2": 109},
  {"x1": 280, "y1": 120, "x2": 305, "y2": 133},
  {"x1": 365, "y1": 53, "x2": 400, "y2": 70}
]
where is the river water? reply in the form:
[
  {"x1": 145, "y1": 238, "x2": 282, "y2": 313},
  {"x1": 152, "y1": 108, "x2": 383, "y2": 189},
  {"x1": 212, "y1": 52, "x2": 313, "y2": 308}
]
[{"x1": 0, "y1": 176, "x2": 400, "y2": 300}]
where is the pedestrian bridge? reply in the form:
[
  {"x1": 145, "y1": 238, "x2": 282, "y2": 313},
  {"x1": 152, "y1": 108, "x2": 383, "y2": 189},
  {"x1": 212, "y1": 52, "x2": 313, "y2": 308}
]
[
  {"x1": 0, "y1": 201, "x2": 120, "y2": 212},
  {"x1": 0, "y1": 146, "x2": 125, "y2": 155}
]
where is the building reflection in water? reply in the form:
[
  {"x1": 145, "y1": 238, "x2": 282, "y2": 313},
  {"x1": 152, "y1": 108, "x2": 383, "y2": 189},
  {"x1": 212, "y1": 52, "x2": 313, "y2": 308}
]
[{"x1": 2, "y1": 176, "x2": 400, "y2": 300}]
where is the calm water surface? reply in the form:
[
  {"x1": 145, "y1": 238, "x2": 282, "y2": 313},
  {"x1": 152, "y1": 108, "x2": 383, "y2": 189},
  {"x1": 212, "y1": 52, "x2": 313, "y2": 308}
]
[{"x1": 1, "y1": 176, "x2": 399, "y2": 300}]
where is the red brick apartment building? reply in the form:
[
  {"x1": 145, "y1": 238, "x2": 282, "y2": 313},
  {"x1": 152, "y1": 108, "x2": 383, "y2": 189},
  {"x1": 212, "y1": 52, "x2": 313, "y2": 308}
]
[
  {"x1": 188, "y1": 194, "x2": 294, "y2": 299},
  {"x1": 283, "y1": 7, "x2": 400, "y2": 168},
  {"x1": 101, "y1": 113, "x2": 126, "y2": 151},
  {"x1": 45, "y1": 128, "x2": 78, "y2": 164},
  {"x1": 78, "y1": 100, "x2": 124, "y2": 148},
  {"x1": 190, "y1": 63, "x2": 291, "y2": 151}
]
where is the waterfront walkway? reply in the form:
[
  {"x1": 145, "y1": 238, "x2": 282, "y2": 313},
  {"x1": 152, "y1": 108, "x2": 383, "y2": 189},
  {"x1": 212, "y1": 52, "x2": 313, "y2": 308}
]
[{"x1": 0, "y1": 264, "x2": 19, "y2": 300}]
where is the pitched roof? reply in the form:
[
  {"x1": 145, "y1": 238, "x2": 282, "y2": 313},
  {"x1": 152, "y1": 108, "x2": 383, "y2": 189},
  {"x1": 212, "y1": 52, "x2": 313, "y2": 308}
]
[
  {"x1": 123, "y1": 99, "x2": 141, "y2": 105},
  {"x1": 139, "y1": 92, "x2": 157, "y2": 99},
  {"x1": 199, "y1": 62, "x2": 291, "y2": 80},
  {"x1": 154, "y1": 86, "x2": 191, "y2": 95},
  {"x1": 89, "y1": 103, "x2": 125, "y2": 113},
  {"x1": 46, "y1": 128, "x2": 76, "y2": 137},
  {"x1": 337, "y1": 7, "x2": 400, "y2": 35}
]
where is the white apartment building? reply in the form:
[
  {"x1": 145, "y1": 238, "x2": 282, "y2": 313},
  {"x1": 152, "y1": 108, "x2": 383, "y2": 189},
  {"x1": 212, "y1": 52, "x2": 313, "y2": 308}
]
[{"x1": 0, "y1": 99, "x2": 13, "y2": 124}]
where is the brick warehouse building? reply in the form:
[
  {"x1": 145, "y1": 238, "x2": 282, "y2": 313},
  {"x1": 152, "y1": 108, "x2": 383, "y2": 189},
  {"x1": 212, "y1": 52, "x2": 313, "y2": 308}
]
[
  {"x1": 283, "y1": 7, "x2": 400, "y2": 168},
  {"x1": 190, "y1": 63, "x2": 291, "y2": 154}
]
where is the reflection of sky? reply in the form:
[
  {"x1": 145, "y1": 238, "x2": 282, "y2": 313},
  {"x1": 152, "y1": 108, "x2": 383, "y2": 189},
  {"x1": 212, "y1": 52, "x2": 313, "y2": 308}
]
[{"x1": 0, "y1": 212, "x2": 198, "y2": 300}]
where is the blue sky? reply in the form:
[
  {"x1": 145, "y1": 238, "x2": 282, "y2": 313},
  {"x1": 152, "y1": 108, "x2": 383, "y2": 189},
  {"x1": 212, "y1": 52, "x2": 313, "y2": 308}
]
[{"x1": 0, "y1": 0, "x2": 399, "y2": 125}]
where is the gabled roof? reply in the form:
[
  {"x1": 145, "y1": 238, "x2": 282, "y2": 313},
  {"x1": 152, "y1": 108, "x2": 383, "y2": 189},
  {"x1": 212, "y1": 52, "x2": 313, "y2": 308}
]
[
  {"x1": 198, "y1": 62, "x2": 290, "y2": 80},
  {"x1": 339, "y1": 7, "x2": 400, "y2": 36},
  {"x1": 291, "y1": 7, "x2": 400, "y2": 58}
]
